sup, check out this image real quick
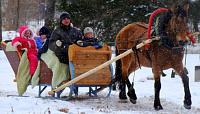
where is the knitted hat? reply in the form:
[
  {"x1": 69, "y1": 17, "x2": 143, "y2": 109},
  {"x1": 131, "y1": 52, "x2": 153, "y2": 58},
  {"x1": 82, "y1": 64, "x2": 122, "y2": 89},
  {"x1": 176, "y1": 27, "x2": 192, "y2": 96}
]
[
  {"x1": 35, "y1": 26, "x2": 43, "y2": 35},
  {"x1": 60, "y1": 12, "x2": 71, "y2": 23},
  {"x1": 83, "y1": 27, "x2": 93, "y2": 36},
  {"x1": 39, "y1": 26, "x2": 50, "y2": 36}
]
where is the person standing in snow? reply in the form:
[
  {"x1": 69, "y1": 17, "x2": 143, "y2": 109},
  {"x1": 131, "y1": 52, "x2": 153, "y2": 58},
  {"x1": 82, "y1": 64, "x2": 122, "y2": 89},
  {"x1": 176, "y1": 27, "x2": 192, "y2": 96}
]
[
  {"x1": 48, "y1": 12, "x2": 82, "y2": 64},
  {"x1": 11, "y1": 26, "x2": 38, "y2": 75}
]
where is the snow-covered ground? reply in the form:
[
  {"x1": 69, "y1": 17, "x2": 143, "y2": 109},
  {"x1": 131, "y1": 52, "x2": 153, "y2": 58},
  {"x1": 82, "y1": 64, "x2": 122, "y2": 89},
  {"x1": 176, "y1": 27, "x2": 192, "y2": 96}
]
[{"x1": 0, "y1": 31, "x2": 200, "y2": 113}]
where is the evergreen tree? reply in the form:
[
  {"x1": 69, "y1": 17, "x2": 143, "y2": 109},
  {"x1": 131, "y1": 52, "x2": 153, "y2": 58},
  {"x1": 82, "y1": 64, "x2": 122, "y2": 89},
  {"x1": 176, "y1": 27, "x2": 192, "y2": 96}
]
[
  {"x1": 55, "y1": 0, "x2": 196, "y2": 45},
  {"x1": 189, "y1": 0, "x2": 200, "y2": 42}
]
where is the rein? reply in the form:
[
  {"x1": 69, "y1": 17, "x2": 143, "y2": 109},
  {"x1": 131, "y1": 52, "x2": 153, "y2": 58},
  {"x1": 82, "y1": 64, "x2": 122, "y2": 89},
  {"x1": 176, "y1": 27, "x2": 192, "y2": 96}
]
[{"x1": 159, "y1": 37, "x2": 185, "y2": 51}]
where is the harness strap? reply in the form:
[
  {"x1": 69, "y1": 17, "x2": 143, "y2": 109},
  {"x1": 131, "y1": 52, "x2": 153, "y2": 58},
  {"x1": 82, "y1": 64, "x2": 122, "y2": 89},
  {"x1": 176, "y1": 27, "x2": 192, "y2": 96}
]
[
  {"x1": 145, "y1": 50, "x2": 152, "y2": 63},
  {"x1": 135, "y1": 23, "x2": 149, "y2": 29},
  {"x1": 132, "y1": 45, "x2": 141, "y2": 69},
  {"x1": 156, "y1": 17, "x2": 185, "y2": 52}
]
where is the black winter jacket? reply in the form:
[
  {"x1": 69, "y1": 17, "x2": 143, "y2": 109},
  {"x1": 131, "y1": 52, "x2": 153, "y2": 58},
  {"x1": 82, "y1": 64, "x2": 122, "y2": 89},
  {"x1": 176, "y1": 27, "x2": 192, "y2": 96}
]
[
  {"x1": 81, "y1": 37, "x2": 101, "y2": 47},
  {"x1": 49, "y1": 25, "x2": 82, "y2": 64},
  {"x1": 37, "y1": 26, "x2": 51, "y2": 60}
]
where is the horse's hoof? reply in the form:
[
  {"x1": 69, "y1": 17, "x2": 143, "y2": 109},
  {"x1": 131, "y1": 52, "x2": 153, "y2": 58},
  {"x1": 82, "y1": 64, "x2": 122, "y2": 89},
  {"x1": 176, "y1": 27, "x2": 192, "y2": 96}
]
[
  {"x1": 119, "y1": 92, "x2": 127, "y2": 100},
  {"x1": 130, "y1": 99, "x2": 137, "y2": 104},
  {"x1": 184, "y1": 103, "x2": 191, "y2": 109},
  {"x1": 154, "y1": 106, "x2": 163, "y2": 111}
]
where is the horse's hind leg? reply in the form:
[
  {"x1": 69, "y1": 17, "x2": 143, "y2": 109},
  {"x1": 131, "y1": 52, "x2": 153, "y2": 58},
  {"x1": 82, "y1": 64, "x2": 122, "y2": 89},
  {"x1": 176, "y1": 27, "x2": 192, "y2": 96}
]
[
  {"x1": 174, "y1": 66, "x2": 192, "y2": 109},
  {"x1": 119, "y1": 78, "x2": 127, "y2": 99},
  {"x1": 114, "y1": 58, "x2": 127, "y2": 100}
]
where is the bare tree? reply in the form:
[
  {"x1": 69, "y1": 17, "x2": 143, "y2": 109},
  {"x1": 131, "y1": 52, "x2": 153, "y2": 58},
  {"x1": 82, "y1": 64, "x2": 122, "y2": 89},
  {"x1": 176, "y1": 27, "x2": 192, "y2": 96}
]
[
  {"x1": 44, "y1": 0, "x2": 56, "y2": 31},
  {"x1": 2, "y1": 0, "x2": 45, "y2": 31}
]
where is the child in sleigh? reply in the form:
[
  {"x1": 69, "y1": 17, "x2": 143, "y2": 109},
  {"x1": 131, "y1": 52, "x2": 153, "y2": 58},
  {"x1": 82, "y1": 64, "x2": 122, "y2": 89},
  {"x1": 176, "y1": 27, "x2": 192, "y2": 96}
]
[
  {"x1": 11, "y1": 26, "x2": 38, "y2": 76},
  {"x1": 77, "y1": 27, "x2": 103, "y2": 49}
]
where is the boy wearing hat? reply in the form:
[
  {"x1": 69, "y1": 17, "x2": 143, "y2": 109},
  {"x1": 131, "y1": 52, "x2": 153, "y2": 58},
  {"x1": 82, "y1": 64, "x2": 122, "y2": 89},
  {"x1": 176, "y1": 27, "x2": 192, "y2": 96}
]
[
  {"x1": 34, "y1": 26, "x2": 51, "y2": 49},
  {"x1": 48, "y1": 12, "x2": 82, "y2": 64},
  {"x1": 77, "y1": 27, "x2": 103, "y2": 49},
  {"x1": 36, "y1": 26, "x2": 51, "y2": 60}
]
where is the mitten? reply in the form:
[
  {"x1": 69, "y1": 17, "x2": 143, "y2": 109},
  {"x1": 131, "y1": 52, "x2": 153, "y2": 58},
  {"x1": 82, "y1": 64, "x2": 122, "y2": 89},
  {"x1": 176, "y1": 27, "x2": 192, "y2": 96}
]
[
  {"x1": 17, "y1": 45, "x2": 23, "y2": 52},
  {"x1": 37, "y1": 54, "x2": 41, "y2": 60},
  {"x1": 77, "y1": 40, "x2": 84, "y2": 46},
  {"x1": 56, "y1": 40, "x2": 62, "y2": 47},
  {"x1": 98, "y1": 44, "x2": 103, "y2": 48},
  {"x1": 93, "y1": 45, "x2": 99, "y2": 49}
]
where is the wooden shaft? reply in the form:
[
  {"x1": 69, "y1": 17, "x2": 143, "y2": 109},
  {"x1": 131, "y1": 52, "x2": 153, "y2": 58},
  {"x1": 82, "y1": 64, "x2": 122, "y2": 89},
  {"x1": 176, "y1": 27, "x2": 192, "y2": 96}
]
[
  {"x1": 188, "y1": 32, "x2": 199, "y2": 37},
  {"x1": 48, "y1": 37, "x2": 159, "y2": 95}
]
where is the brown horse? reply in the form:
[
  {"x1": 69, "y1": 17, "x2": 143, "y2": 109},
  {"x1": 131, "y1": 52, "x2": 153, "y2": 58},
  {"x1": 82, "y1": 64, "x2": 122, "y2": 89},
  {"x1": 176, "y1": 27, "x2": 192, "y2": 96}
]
[{"x1": 113, "y1": 4, "x2": 191, "y2": 110}]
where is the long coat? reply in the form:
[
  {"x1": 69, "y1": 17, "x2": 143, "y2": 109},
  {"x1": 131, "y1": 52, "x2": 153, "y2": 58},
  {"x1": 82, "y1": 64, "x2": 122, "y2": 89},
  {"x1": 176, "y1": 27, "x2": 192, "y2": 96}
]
[
  {"x1": 11, "y1": 26, "x2": 38, "y2": 75},
  {"x1": 48, "y1": 25, "x2": 82, "y2": 64}
]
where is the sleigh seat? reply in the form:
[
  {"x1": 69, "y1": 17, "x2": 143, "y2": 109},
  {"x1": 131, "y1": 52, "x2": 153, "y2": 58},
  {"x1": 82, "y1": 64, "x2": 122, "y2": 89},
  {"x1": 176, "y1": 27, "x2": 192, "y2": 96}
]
[{"x1": 1, "y1": 40, "x2": 63, "y2": 98}]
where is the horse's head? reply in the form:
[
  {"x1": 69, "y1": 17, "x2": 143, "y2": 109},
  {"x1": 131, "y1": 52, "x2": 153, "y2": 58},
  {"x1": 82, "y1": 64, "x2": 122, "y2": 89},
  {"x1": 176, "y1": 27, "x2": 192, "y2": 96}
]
[{"x1": 165, "y1": 4, "x2": 189, "y2": 46}]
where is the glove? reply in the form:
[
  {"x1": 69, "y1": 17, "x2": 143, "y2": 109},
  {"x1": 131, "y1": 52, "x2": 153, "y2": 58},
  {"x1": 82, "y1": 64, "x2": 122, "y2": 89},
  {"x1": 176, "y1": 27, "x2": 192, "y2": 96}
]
[
  {"x1": 93, "y1": 45, "x2": 99, "y2": 49},
  {"x1": 17, "y1": 45, "x2": 23, "y2": 52},
  {"x1": 37, "y1": 54, "x2": 41, "y2": 60},
  {"x1": 77, "y1": 40, "x2": 84, "y2": 46},
  {"x1": 56, "y1": 40, "x2": 62, "y2": 47},
  {"x1": 98, "y1": 44, "x2": 103, "y2": 48}
]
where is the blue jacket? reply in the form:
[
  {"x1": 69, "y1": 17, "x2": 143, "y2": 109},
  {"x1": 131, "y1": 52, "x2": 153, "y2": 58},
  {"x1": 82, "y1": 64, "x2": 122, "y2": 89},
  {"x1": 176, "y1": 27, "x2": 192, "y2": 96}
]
[{"x1": 34, "y1": 37, "x2": 44, "y2": 49}]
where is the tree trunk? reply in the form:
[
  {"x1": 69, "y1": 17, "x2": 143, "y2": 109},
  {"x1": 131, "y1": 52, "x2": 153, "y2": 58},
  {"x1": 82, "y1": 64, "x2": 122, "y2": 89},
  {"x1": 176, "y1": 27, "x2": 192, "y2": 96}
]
[{"x1": 44, "y1": 0, "x2": 55, "y2": 31}]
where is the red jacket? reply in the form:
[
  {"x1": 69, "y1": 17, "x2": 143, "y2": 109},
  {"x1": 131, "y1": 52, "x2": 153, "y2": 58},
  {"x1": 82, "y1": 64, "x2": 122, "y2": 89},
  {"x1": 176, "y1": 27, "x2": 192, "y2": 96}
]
[
  {"x1": 12, "y1": 26, "x2": 37, "y2": 54},
  {"x1": 11, "y1": 26, "x2": 38, "y2": 75}
]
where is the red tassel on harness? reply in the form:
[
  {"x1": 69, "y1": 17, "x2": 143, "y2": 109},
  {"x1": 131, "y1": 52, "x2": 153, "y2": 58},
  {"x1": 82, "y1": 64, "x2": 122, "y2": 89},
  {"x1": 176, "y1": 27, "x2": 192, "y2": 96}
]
[{"x1": 186, "y1": 31, "x2": 196, "y2": 44}]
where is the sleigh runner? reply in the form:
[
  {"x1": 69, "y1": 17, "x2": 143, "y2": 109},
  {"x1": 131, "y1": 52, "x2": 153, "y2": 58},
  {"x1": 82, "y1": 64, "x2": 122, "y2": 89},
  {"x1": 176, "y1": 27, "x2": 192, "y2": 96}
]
[{"x1": 1, "y1": 41, "x2": 113, "y2": 99}]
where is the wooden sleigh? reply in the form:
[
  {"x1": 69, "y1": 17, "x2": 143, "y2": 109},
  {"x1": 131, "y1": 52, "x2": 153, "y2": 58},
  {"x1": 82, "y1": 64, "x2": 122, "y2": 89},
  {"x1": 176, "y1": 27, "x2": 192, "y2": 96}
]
[
  {"x1": 1, "y1": 40, "x2": 58, "y2": 97},
  {"x1": 1, "y1": 41, "x2": 113, "y2": 99},
  {"x1": 67, "y1": 44, "x2": 114, "y2": 99}
]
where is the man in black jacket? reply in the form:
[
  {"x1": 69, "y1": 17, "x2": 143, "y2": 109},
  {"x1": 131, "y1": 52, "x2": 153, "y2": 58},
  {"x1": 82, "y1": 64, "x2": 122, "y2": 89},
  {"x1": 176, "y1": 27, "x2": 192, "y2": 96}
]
[{"x1": 49, "y1": 12, "x2": 82, "y2": 64}]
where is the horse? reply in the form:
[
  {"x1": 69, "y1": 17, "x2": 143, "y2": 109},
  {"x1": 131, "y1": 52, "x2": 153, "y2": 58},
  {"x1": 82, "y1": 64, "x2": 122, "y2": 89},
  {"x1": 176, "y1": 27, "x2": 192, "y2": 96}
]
[{"x1": 113, "y1": 4, "x2": 192, "y2": 110}]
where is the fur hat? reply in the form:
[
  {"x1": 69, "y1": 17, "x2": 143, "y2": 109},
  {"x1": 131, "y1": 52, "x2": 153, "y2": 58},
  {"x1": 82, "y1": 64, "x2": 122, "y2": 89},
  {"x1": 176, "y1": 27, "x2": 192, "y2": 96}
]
[
  {"x1": 83, "y1": 27, "x2": 93, "y2": 36},
  {"x1": 60, "y1": 12, "x2": 71, "y2": 23}
]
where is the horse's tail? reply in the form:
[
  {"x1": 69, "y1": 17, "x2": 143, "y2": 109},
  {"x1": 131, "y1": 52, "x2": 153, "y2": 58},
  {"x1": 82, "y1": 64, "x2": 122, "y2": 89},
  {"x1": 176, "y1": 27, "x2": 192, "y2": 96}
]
[{"x1": 112, "y1": 46, "x2": 123, "y2": 84}]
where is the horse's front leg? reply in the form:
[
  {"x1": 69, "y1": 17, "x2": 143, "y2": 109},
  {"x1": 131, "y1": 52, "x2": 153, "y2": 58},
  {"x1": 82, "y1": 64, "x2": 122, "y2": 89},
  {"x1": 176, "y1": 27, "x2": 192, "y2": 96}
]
[
  {"x1": 153, "y1": 70, "x2": 163, "y2": 110},
  {"x1": 174, "y1": 67, "x2": 192, "y2": 109},
  {"x1": 182, "y1": 72, "x2": 192, "y2": 109},
  {"x1": 125, "y1": 62, "x2": 138, "y2": 104},
  {"x1": 125, "y1": 79, "x2": 137, "y2": 104}
]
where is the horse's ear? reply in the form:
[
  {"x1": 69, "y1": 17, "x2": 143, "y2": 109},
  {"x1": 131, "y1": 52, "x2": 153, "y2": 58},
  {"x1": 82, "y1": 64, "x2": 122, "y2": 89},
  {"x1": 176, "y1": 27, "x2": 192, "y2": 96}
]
[
  {"x1": 170, "y1": 5, "x2": 176, "y2": 13},
  {"x1": 183, "y1": 4, "x2": 189, "y2": 11}
]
